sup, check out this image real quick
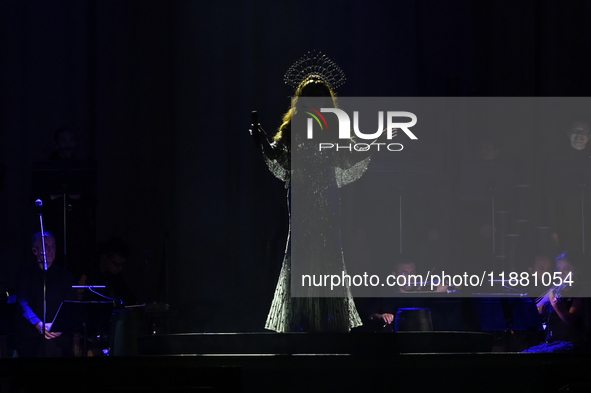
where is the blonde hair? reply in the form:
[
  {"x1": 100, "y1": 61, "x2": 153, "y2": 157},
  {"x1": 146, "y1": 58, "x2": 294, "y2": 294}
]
[{"x1": 273, "y1": 75, "x2": 338, "y2": 146}]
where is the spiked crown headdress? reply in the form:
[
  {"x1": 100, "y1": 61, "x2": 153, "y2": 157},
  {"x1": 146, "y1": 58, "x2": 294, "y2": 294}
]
[{"x1": 284, "y1": 51, "x2": 346, "y2": 90}]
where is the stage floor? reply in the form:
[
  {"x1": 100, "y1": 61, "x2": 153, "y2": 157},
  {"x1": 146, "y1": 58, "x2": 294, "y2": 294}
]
[
  {"x1": 1, "y1": 352, "x2": 591, "y2": 393},
  {"x1": 137, "y1": 331, "x2": 495, "y2": 355},
  {"x1": 1, "y1": 332, "x2": 591, "y2": 392}
]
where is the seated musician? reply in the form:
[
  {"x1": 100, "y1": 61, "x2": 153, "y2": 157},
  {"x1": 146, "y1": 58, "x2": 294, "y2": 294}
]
[
  {"x1": 76, "y1": 237, "x2": 137, "y2": 356},
  {"x1": 15, "y1": 231, "x2": 77, "y2": 357},
  {"x1": 81, "y1": 236, "x2": 136, "y2": 306},
  {"x1": 523, "y1": 251, "x2": 587, "y2": 353},
  {"x1": 367, "y1": 258, "x2": 430, "y2": 331},
  {"x1": 525, "y1": 252, "x2": 553, "y2": 297}
]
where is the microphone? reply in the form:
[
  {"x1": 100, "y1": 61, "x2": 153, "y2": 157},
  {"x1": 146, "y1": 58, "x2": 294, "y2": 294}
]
[
  {"x1": 35, "y1": 199, "x2": 43, "y2": 212},
  {"x1": 250, "y1": 111, "x2": 259, "y2": 136}
]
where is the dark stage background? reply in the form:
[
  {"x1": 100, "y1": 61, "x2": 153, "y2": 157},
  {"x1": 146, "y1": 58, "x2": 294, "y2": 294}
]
[{"x1": 1, "y1": 0, "x2": 591, "y2": 333}]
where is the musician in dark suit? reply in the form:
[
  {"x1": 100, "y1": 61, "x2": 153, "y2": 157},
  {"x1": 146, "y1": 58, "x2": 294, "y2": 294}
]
[
  {"x1": 523, "y1": 251, "x2": 587, "y2": 353},
  {"x1": 545, "y1": 121, "x2": 591, "y2": 254},
  {"x1": 15, "y1": 232, "x2": 77, "y2": 357},
  {"x1": 81, "y1": 236, "x2": 136, "y2": 306},
  {"x1": 524, "y1": 252, "x2": 553, "y2": 298},
  {"x1": 366, "y1": 259, "x2": 431, "y2": 332}
]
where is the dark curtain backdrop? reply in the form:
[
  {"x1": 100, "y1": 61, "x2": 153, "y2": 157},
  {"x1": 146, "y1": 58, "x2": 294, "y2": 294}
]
[{"x1": 1, "y1": 0, "x2": 591, "y2": 332}]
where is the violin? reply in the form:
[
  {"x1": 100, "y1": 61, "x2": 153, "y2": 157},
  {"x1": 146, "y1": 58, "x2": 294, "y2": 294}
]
[{"x1": 535, "y1": 281, "x2": 570, "y2": 309}]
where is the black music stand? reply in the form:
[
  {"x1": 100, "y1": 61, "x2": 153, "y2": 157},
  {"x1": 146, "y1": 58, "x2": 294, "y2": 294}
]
[
  {"x1": 458, "y1": 160, "x2": 520, "y2": 256},
  {"x1": 369, "y1": 161, "x2": 436, "y2": 255},
  {"x1": 547, "y1": 159, "x2": 591, "y2": 254},
  {"x1": 50, "y1": 300, "x2": 114, "y2": 357},
  {"x1": 30, "y1": 161, "x2": 97, "y2": 270},
  {"x1": 474, "y1": 297, "x2": 543, "y2": 351}
]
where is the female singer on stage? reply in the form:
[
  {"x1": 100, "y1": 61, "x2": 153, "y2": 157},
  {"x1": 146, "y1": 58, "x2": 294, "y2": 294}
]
[
  {"x1": 250, "y1": 52, "x2": 373, "y2": 332},
  {"x1": 524, "y1": 250, "x2": 587, "y2": 353}
]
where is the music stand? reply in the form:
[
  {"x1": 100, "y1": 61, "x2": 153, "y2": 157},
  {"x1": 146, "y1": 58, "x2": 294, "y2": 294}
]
[
  {"x1": 369, "y1": 161, "x2": 436, "y2": 255},
  {"x1": 30, "y1": 161, "x2": 97, "y2": 270},
  {"x1": 473, "y1": 296, "x2": 543, "y2": 351},
  {"x1": 547, "y1": 159, "x2": 591, "y2": 254},
  {"x1": 458, "y1": 160, "x2": 521, "y2": 264},
  {"x1": 50, "y1": 300, "x2": 114, "y2": 357}
]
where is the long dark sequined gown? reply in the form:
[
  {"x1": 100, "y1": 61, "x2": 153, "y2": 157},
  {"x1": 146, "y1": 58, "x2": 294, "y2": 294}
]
[{"x1": 262, "y1": 139, "x2": 370, "y2": 332}]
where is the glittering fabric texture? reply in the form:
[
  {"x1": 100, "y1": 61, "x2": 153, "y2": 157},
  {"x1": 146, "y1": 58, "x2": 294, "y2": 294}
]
[{"x1": 263, "y1": 140, "x2": 370, "y2": 332}]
